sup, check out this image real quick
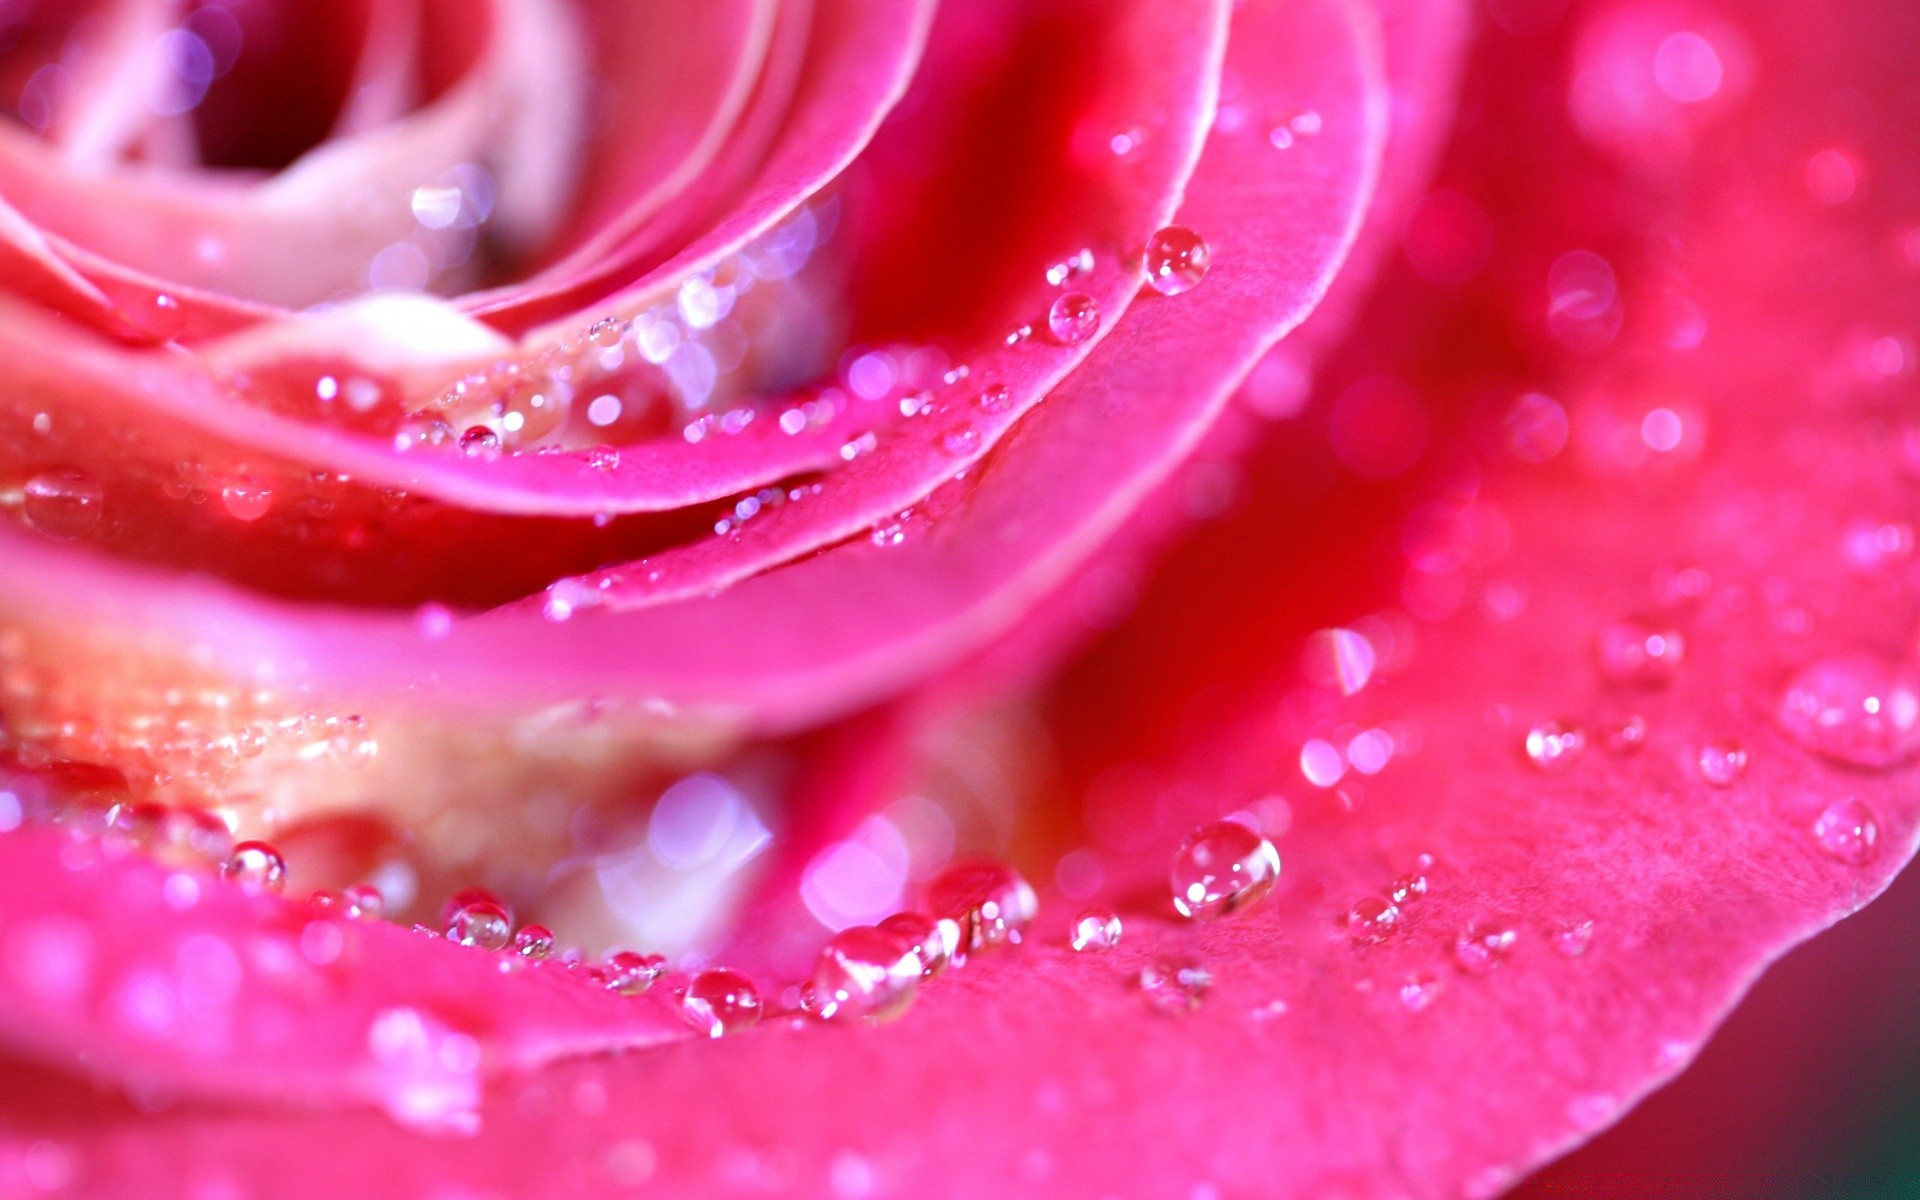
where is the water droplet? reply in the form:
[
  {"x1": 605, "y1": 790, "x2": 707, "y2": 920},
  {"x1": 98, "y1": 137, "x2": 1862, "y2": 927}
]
[
  {"x1": 974, "y1": 383, "x2": 1013, "y2": 414},
  {"x1": 1398, "y1": 972, "x2": 1442, "y2": 1011},
  {"x1": 444, "y1": 900, "x2": 512, "y2": 950},
  {"x1": 1069, "y1": 908, "x2": 1123, "y2": 952},
  {"x1": 1344, "y1": 895, "x2": 1402, "y2": 943},
  {"x1": 1696, "y1": 739, "x2": 1748, "y2": 787},
  {"x1": 1046, "y1": 293, "x2": 1100, "y2": 345},
  {"x1": 458, "y1": 426, "x2": 501, "y2": 459},
  {"x1": 1138, "y1": 959, "x2": 1211, "y2": 1014},
  {"x1": 394, "y1": 414, "x2": 452, "y2": 452},
  {"x1": 875, "y1": 911, "x2": 958, "y2": 977},
  {"x1": 1386, "y1": 871, "x2": 1429, "y2": 906},
  {"x1": 342, "y1": 884, "x2": 385, "y2": 920},
  {"x1": 1142, "y1": 226, "x2": 1210, "y2": 296},
  {"x1": 1811, "y1": 797, "x2": 1880, "y2": 865},
  {"x1": 106, "y1": 803, "x2": 230, "y2": 866},
  {"x1": 21, "y1": 469, "x2": 104, "y2": 539},
  {"x1": 681, "y1": 968, "x2": 762, "y2": 1037},
  {"x1": 925, "y1": 858, "x2": 1038, "y2": 952},
  {"x1": 1551, "y1": 920, "x2": 1594, "y2": 957},
  {"x1": 1170, "y1": 822, "x2": 1281, "y2": 919},
  {"x1": 1453, "y1": 922, "x2": 1517, "y2": 974},
  {"x1": 1777, "y1": 655, "x2": 1920, "y2": 769},
  {"x1": 511, "y1": 925, "x2": 554, "y2": 959},
  {"x1": 939, "y1": 425, "x2": 981, "y2": 457},
  {"x1": 1594, "y1": 619, "x2": 1685, "y2": 686},
  {"x1": 220, "y1": 478, "x2": 274, "y2": 522},
  {"x1": 1524, "y1": 720, "x2": 1586, "y2": 772},
  {"x1": 220, "y1": 841, "x2": 286, "y2": 893},
  {"x1": 811, "y1": 926, "x2": 920, "y2": 1022},
  {"x1": 127, "y1": 291, "x2": 186, "y2": 342},
  {"x1": 604, "y1": 950, "x2": 665, "y2": 995}
]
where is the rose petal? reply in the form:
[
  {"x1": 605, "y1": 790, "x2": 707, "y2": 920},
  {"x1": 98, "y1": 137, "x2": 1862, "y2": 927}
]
[{"x1": 0, "y1": 827, "x2": 687, "y2": 1134}]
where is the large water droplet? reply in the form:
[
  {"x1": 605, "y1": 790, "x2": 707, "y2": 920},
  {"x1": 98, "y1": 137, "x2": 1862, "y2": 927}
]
[
  {"x1": 1811, "y1": 797, "x2": 1880, "y2": 865},
  {"x1": 22, "y1": 469, "x2": 104, "y2": 539},
  {"x1": 458, "y1": 426, "x2": 501, "y2": 460},
  {"x1": 1777, "y1": 655, "x2": 1920, "y2": 769},
  {"x1": 511, "y1": 925, "x2": 554, "y2": 959},
  {"x1": 444, "y1": 900, "x2": 512, "y2": 951},
  {"x1": 1696, "y1": 739, "x2": 1748, "y2": 787},
  {"x1": 1142, "y1": 225, "x2": 1211, "y2": 296},
  {"x1": 1344, "y1": 895, "x2": 1402, "y2": 943},
  {"x1": 342, "y1": 884, "x2": 386, "y2": 920},
  {"x1": 1453, "y1": 921, "x2": 1517, "y2": 974},
  {"x1": 220, "y1": 478, "x2": 274, "y2": 523},
  {"x1": 1524, "y1": 721, "x2": 1586, "y2": 772},
  {"x1": 1170, "y1": 822, "x2": 1280, "y2": 919},
  {"x1": 604, "y1": 951, "x2": 665, "y2": 995},
  {"x1": 1138, "y1": 959, "x2": 1211, "y2": 1015},
  {"x1": 1069, "y1": 908, "x2": 1123, "y2": 952},
  {"x1": 219, "y1": 841, "x2": 286, "y2": 893},
  {"x1": 1551, "y1": 920, "x2": 1595, "y2": 957},
  {"x1": 681, "y1": 968, "x2": 762, "y2": 1037},
  {"x1": 1046, "y1": 293, "x2": 1100, "y2": 345},
  {"x1": 1399, "y1": 972, "x2": 1442, "y2": 1011},
  {"x1": 1594, "y1": 619, "x2": 1685, "y2": 686},
  {"x1": 810, "y1": 926, "x2": 920, "y2": 1022},
  {"x1": 925, "y1": 858, "x2": 1038, "y2": 952},
  {"x1": 973, "y1": 383, "x2": 1013, "y2": 414},
  {"x1": 876, "y1": 911, "x2": 958, "y2": 977}
]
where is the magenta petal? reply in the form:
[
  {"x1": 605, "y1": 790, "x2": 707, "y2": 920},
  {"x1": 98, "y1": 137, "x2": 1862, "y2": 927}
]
[{"x1": 0, "y1": 828, "x2": 688, "y2": 1135}]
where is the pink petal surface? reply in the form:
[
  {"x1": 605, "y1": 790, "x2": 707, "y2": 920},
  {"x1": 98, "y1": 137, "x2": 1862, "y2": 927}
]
[
  {"x1": 0, "y1": 828, "x2": 688, "y2": 1134},
  {"x1": 5, "y1": 2, "x2": 1920, "y2": 1199}
]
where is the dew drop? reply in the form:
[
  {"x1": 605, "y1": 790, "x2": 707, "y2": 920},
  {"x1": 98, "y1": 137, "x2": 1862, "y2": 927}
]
[
  {"x1": 21, "y1": 469, "x2": 104, "y2": 539},
  {"x1": 1777, "y1": 655, "x2": 1920, "y2": 769},
  {"x1": 681, "y1": 968, "x2": 763, "y2": 1037},
  {"x1": 1453, "y1": 921, "x2": 1517, "y2": 974},
  {"x1": 1594, "y1": 619, "x2": 1685, "y2": 686},
  {"x1": 444, "y1": 900, "x2": 512, "y2": 951},
  {"x1": 604, "y1": 950, "x2": 665, "y2": 995},
  {"x1": 1142, "y1": 226, "x2": 1210, "y2": 296},
  {"x1": 219, "y1": 478, "x2": 274, "y2": 522},
  {"x1": 342, "y1": 884, "x2": 386, "y2": 920},
  {"x1": 1696, "y1": 739, "x2": 1748, "y2": 787},
  {"x1": 1344, "y1": 895, "x2": 1402, "y2": 943},
  {"x1": 1386, "y1": 871, "x2": 1429, "y2": 906},
  {"x1": 974, "y1": 383, "x2": 1013, "y2": 414},
  {"x1": 939, "y1": 425, "x2": 981, "y2": 457},
  {"x1": 875, "y1": 911, "x2": 958, "y2": 977},
  {"x1": 1170, "y1": 822, "x2": 1281, "y2": 919},
  {"x1": 810, "y1": 926, "x2": 920, "y2": 1022},
  {"x1": 511, "y1": 925, "x2": 555, "y2": 959},
  {"x1": 219, "y1": 841, "x2": 286, "y2": 893},
  {"x1": 1046, "y1": 292, "x2": 1100, "y2": 345},
  {"x1": 1138, "y1": 959, "x2": 1211, "y2": 1015},
  {"x1": 1811, "y1": 797, "x2": 1880, "y2": 865},
  {"x1": 1069, "y1": 908, "x2": 1123, "y2": 952},
  {"x1": 127, "y1": 291, "x2": 186, "y2": 342},
  {"x1": 1399, "y1": 972, "x2": 1442, "y2": 1011},
  {"x1": 1523, "y1": 720, "x2": 1586, "y2": 772},
  {"x1": 457, "y1": 426, "x2": 501, "y2": 459},
  {"x1": 394, "y1": 414, "x2": 453, "y2": 452},
  {"x1": 925, "y1": 857, "x2": 1038, "y2": 951},
  {"x1": 1550, "y1": 920, "x2": 1594, "y2": 957}
]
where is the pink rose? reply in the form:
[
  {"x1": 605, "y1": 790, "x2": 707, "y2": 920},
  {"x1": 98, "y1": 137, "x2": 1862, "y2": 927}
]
[{"x1": 0, "y1": 0, "x2": 1913, "y2": 1195}]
